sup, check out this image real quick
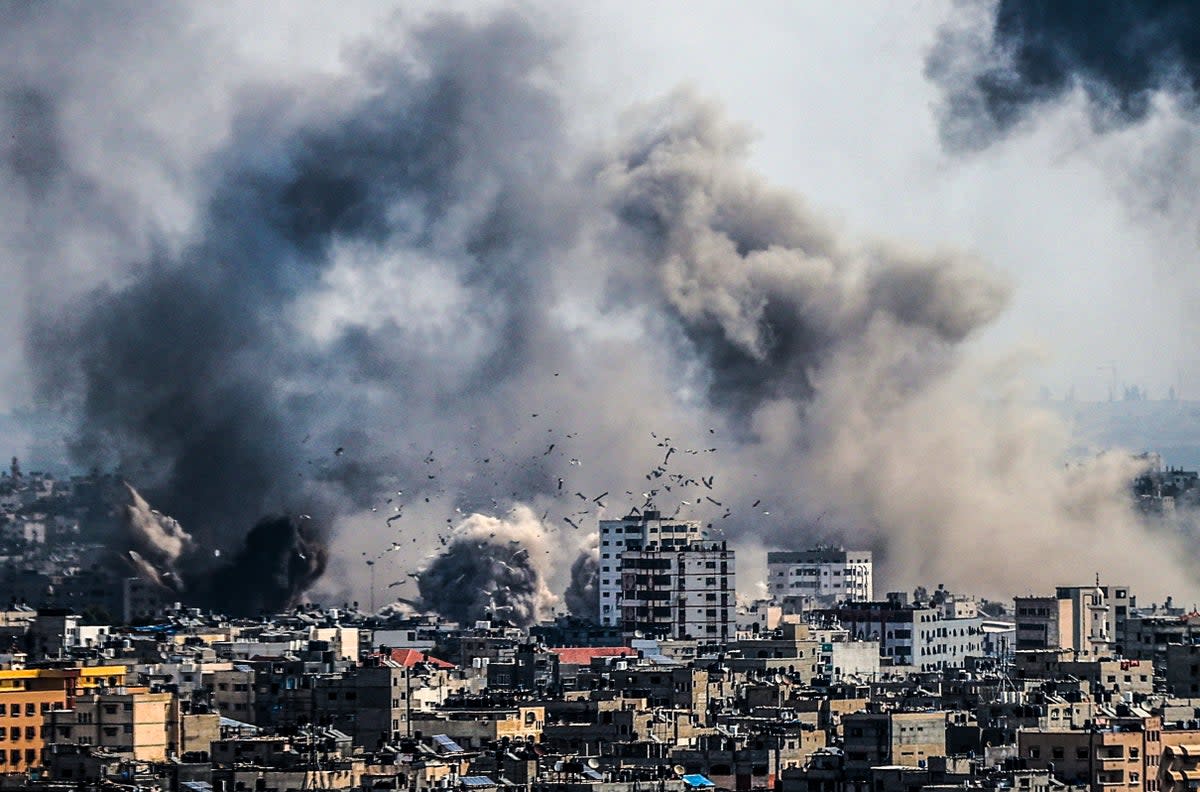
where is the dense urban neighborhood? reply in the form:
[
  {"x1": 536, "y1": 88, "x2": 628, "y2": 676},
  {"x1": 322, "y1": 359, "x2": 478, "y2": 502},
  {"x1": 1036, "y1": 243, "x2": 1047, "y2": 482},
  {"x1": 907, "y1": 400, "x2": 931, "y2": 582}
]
[{"x1": 0, "y1": 459, "x2": 1197, "y2": 792}]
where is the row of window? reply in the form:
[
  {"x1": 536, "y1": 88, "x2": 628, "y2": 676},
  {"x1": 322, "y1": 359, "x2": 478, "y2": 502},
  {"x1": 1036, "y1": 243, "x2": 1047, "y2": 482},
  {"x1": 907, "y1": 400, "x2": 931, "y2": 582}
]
[
  {"x1": 0, "y1": 703, "x2": 47, "y2": 717},
  {"x1": 0, "y1": 726, "x2": 37, "y2": 740}
]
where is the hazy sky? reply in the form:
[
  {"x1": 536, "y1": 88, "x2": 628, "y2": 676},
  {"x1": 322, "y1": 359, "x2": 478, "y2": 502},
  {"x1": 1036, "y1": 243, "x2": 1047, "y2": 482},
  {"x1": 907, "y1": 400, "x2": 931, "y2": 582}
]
[
  {"x1": 188, "y1": 0, "x2": 1198, "y2": 403},
  {"x1": 4, "y1": 1, "x2": 1193, "y2": 409}
]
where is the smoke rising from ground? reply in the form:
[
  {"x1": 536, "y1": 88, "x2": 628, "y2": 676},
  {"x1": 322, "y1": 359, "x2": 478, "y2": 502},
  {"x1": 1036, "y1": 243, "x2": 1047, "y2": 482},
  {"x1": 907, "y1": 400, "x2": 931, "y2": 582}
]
[
  {"x1": 416, "y1": 508, "x2": 558, "y2": 627},
  {"x1": 563, "y1": 536, "x2": 599, "y2": 621},
  {"x1": 120, "y1": 483, "x2": 325, "y2": 616},
  {"x1": 2, "y1": 4, "x2": 1198, "y2": 613}
]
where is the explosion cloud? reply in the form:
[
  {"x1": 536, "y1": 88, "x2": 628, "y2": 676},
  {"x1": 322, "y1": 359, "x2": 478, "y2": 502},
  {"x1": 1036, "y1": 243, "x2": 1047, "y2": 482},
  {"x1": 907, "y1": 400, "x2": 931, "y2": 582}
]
[
  {"x1": 120, "y1": 483, "x2": 325, "y2": 616},
  {"x1": 416, "y1": 508, "x2": 557, "y2": 628},
  {"x1": 563, "y1": 537, "x2": 599, "y2": 622},
  {"x1": 3, "y1": 4, "x2": 1199, "y2": 614}
]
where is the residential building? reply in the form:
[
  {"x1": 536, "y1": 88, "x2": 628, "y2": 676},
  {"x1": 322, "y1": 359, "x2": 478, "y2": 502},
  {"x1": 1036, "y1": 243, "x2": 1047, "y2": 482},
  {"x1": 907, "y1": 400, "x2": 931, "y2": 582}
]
[
  {"x1": 841, "y1": 711, "x2": 947, "y2": 778},
  {"x1": 598, "y1": 511, "x2": 703, "y2": 627},
  {"x1": 1014, "y1": 595, "x2": 1075, "y2": 651},
  {"x1": 1018, "y1": 711, "x2": 1162, "y2": 790},
  {"x1": 619, "y1": 541, "x2": 734, "y2": 642},
  {"x1": 46, "y1": 689, "x2": 175, "y2": 762},
  {"x1": 0, "y1": 665, "x2": 126, "y2": 773},
  {"x1": 767, "y1": 548, "x2": 873, "y2": 605}
]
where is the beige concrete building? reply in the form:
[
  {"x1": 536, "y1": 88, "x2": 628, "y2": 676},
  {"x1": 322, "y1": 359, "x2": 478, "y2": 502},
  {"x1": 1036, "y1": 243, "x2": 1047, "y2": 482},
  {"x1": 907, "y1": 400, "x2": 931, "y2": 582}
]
[
  {"x1": 409, "y1": 704, "x2": 544, "y2": 749},
  {"x1": 1018, "y1": 713, "x2": 1162, "y2": 791},
  {"x1": 47, "y1": 690, "x2": 174, "y2": 761},
  {"x1": 841, "y1": 711, "x2": 947, "y2": 776},
  {"x1": 1015, "y1": 596, "x2": 1075, "y2": 651}
]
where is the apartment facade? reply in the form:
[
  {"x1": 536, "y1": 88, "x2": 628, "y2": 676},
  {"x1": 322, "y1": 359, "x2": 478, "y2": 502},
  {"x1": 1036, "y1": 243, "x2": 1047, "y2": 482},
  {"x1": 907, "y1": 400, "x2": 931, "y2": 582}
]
[
  {"x1": 767, "y1": 548, "x2": 873, "y2": 604},
  {"x1": 597, "y1": 511, "x2": 704, "y2": 627},
  {"x1": 620, "y1": 542, "x2": 734, "y2": 641}
]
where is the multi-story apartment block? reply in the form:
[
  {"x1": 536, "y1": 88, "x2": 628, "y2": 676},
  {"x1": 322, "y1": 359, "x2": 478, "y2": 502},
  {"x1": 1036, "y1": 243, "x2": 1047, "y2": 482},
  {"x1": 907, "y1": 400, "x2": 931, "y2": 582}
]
[
  {"x1": 597, "y1": 511, "x2": 704, "y2": 627},
  {"x1": 841, "y1": 710, "x2": 947, "y2": 778},
  {"x1": 0, "y1": 666, "x2": 126, "y2": 773},
  {"x1": 767, "y1": 548, "x2": 873, "y2": 605},
  {"x1": 1014, "y1": 595, "x2": 1075, "y2": 651},
  {"x1": 46, "y1": 690, "x2": 175, "y2": 762},
  {"x1": 1018, "y1": 712, "x2": 1162, "y2": 791},
  {"x1": 620, "y1": 542, "x2": 734, "y2": 642},
  {"x1": 815, "y1": 596, "x2": 983, "y2": 671}
]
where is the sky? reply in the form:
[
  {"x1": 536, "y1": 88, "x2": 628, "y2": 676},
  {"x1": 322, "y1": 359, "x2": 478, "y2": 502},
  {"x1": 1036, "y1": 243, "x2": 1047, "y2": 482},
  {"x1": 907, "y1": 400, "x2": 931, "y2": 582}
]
[
  {"x1": 5, "y1": 1, "x2": 1200, "y2": 612},
  {"x1": 164, "y1": 1, "x2": 1200, "y2": 403}
]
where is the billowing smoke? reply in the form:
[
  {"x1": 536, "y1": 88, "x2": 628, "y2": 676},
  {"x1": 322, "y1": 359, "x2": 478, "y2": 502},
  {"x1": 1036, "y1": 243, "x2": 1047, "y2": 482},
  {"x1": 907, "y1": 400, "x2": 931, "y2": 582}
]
[
  {"x1": 3, "y1": 4, "x2": 1199, "y2": 613},
  {"x1": 927, "y1": 0, "x2": 1200, "y2": 151},
  {"x1": 120, "y1": 483, "x2": 325, "y2": 616},
  {"x1": 415, "y1": 508, "x2": 557, "y2": 627},
  {"x1": 563, "y1": 537, "x2": 599, "y2": 621}
]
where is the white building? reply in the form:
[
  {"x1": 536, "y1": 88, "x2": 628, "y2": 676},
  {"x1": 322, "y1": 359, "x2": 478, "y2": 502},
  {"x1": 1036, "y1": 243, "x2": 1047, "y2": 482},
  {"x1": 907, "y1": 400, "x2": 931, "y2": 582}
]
[
  {"x1": 767, "y1": 547, "x2": 872, "y2": 604},
  {"x1": 619, "y1": 541, "x2": 735, "y2": 641},
  {"x1": 597, "y1": 511, "x2": 704, "y2": 627}
]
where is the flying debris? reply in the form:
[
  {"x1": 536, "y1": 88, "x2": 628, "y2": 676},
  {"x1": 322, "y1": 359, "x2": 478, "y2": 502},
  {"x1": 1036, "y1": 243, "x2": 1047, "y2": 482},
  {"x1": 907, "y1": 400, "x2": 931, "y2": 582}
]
[{"x1": 415, "y1": 508, "x2": 557, "y2": 627}]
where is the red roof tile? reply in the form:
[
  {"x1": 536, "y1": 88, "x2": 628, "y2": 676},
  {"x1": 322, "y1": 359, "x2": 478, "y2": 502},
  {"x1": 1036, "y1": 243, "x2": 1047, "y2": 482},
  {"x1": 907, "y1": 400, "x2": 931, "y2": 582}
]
[
  {"x1": 550, "y1": 647, "x2": 635, "y2": 666},
  {"x1": 383, "y1": 648, "x2": 455, "y2": 668}
]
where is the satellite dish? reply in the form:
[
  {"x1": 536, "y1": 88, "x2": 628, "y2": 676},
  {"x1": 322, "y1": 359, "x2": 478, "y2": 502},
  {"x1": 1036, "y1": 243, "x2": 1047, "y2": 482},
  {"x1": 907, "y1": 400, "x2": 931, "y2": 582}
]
[
  {"x1": 587, "y1": 758, "x2": 600, "y2": 769},
  {"x1": 634, "y1": 630, "x2": 644, "y2": 639},
  {"x1": 553, "y1": 762, "x2": 564, "y2": 772},
  {"x1": 673, "y1": 765, "x2": 685, "y2": 776}
]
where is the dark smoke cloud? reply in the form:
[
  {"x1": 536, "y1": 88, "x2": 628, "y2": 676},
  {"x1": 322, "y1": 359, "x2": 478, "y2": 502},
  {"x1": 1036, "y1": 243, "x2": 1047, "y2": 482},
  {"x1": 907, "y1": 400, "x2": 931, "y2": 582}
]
[
  {"x1": 120, "y1": 483, "x2": 325, "y2": 616},
  {"x1": 416, "y1": 509, "x2": 557, "y2": 627},
  {"x1": 17, "y1": 8, "x2": 580, "y2": 610},
  {"x1": 6, "y1": 4, "x2": 1200, "y2": 614},
  {"x1": 927, "y1": 0, "x2": 1200, "y2": 151},
  {"x1": 563, "y1": 538, "x2": 599, "y2": 621},
  {"x1": 599, "y1": 92, "x2": 1010, "y2": 417}
]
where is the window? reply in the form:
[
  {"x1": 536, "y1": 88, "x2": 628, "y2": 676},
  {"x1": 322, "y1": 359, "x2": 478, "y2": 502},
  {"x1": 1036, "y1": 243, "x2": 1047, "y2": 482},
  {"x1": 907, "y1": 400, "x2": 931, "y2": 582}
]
[{"x1": 23, "y1": 727, "x2": 33, "y2": 740}]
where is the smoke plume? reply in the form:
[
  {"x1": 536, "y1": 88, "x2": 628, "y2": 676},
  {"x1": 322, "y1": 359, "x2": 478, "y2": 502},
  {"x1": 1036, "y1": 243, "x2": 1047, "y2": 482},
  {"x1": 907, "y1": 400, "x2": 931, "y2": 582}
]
[
  {"x1": 3, "y1": 4, "x2": 1198, "y2": 614},
  {"x1": 563, "y1": 537, "x2": 599, "y2": 621},
  {"x1": 415, "y1": 508, "x2": 558, "y2": 627},
  {"x1": 120, "y1": 483, "x2": 325, "y2": 616},
  {"x1": 927, "y1": 0, "x2": 1200, "y2": 151}
]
